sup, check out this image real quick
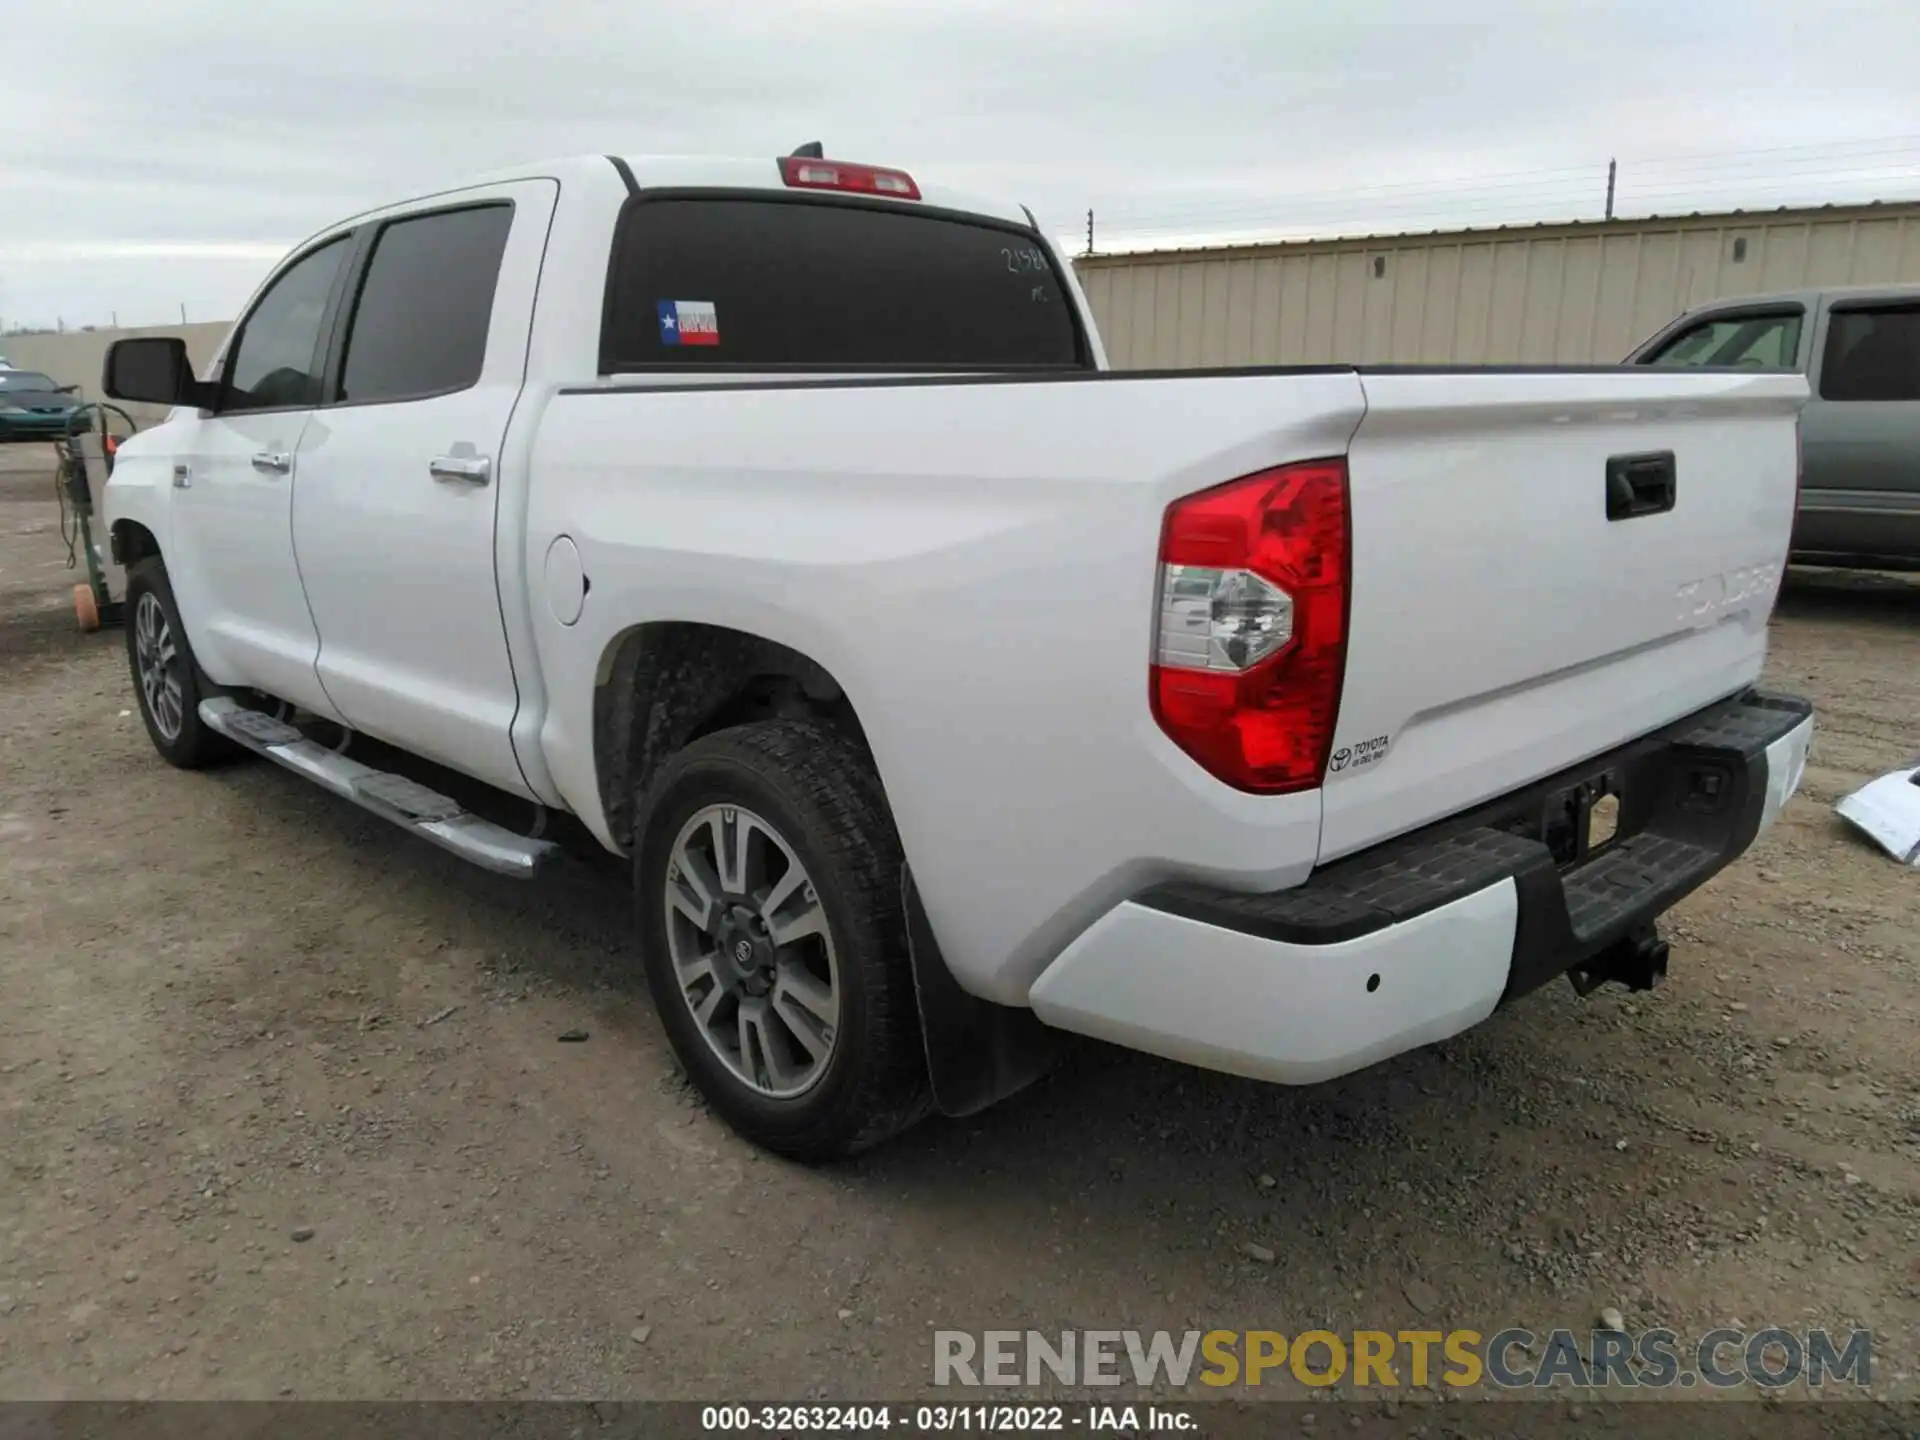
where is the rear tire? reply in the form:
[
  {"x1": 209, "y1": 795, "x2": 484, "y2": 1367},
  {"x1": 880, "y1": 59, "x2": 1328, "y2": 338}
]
[
  {"x1": 633, "y1": 718, "x2": 932, "y2": 1161},
  {"x1": 124, "y1": 558, "x2": 237, "y2": 769}
]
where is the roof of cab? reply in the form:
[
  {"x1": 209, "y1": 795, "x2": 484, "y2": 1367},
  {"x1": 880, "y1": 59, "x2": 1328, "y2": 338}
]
[
  {"x1": 423, "y1": 153, "x2": 1033, "y2": 229},
  {"x1": 1669, "y1": 280, "x2": 1920, "y2": 316}
]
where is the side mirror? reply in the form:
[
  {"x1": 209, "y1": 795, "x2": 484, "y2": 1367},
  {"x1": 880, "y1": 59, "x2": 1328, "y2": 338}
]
[{"x1": 102, "y1": 337, "x2": 215, "y2": 409}]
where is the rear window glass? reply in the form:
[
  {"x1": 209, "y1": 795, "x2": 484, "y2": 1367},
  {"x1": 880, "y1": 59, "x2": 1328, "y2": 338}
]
[{"x1": 600, "y1": 197, "x2": 1085, "y2": 371}]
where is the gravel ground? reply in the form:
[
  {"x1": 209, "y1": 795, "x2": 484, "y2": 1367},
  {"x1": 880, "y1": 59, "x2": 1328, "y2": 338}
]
[{"x1": 2, "y1": 444, "x2": 1918, "y2": 1412}]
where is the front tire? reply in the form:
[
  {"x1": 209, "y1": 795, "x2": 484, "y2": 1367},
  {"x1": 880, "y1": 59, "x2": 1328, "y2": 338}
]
[
  {"x1": 634, "y1": 718, "x2": 932, "y2": 1160},
  {"x1": 124, "y1": 558, "x2": 236, "y2": 769}
]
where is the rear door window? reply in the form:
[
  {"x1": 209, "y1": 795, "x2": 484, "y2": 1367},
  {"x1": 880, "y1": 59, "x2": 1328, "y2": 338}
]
[
  {"x1": 600, "y1": 197, "x2": 1086, "y2": 372},
  {"x1": 337, "y1": 203, "x2": 514, "y2": 404},
  {"x1": 1819, "y1": 305, "x2": 1920, "y2": 401}
]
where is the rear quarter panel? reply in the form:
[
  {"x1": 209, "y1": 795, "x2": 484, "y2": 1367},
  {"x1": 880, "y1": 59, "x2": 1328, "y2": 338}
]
[{"x1": 526, "y1": 372, "x2": 1366, "y2": 1002}]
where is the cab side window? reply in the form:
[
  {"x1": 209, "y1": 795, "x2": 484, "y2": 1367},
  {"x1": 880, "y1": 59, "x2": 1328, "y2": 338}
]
[
  {"x1": 1643, "y1": 311, "x2": 1803, "y2": 369},
  {"x1": 222, "y1": 238, "x2": 350, "y2": 412}
]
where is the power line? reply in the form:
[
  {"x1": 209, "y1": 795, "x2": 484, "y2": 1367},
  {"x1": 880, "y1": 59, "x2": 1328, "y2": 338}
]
[
  {"x1": 1094, "y1": 143, "x2": 1920, "y2": 220},
  {"x1": 1615, "y1": 131, "x2": 1920, "y2": 166},
  {"x1": 1098, "y1": 188, "x2": 1920, "y2": 246},
  {"x1": 1095, "y1": 136, "x2": 1920, "y2": 221},
  {"x1": 1086, "y1": 134, "x2": 1920, "y2": 232},
  {"x1": 1098, "y1": 183, "x2": 1920, "y2": 251},
  {"x1": 1092, "y1": 150, "x2": 1920, "y2": 228},
  {"x1": 1089, "y1": 169, "x2": 1920, "y2": 247}
]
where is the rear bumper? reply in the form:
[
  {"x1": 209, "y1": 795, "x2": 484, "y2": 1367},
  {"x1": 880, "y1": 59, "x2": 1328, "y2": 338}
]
[{"x1": 1028, "y1": 689, "x2": 1813, "y2": 1084}]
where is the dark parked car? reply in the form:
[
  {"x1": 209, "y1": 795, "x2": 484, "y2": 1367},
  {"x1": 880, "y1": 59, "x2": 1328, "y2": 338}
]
[
  {"x1": 0, "y1": 370, "x2": 86, "y2": 443},
  {"x1": 1628, "y1": 283, "x2": 1920, "y2": 572}
]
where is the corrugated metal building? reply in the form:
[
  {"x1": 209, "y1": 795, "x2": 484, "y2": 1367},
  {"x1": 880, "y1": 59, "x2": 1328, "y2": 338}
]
[{"x1": 1072, "y1": 201, "x2": 1920, "y2": 369}]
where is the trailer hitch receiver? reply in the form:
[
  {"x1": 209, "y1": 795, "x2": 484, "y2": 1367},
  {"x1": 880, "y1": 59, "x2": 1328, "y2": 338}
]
[{"x1": 1568, "y1": 923, "x2": 1670, "y2": 997}]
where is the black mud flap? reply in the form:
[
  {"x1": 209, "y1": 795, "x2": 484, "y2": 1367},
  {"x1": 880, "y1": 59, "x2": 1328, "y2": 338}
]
[{"x1": 902, "y1": 866, "x2": 1061, "y2": 1118}]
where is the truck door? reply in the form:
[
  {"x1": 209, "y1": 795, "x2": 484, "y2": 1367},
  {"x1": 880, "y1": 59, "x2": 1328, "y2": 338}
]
[
  {"x1": 1798, "y1": 299, "x2": 1920, "y2": 562},
  {"x1": 169, "y1": 234, "x2": 354, "y2": 718},
  {"x1": 289, "y1": 180, "x2": 557, "y2": 796}
]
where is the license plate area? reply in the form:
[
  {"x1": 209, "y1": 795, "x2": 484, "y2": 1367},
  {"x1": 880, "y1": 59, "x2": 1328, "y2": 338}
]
[{"x1": 1540, "y1": 769, "x2": 1623, "y2": 871}]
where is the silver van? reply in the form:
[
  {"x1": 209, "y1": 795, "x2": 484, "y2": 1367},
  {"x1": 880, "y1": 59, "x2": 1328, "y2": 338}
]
[{"x1": 1628, "y1": 284, "x2": 1920, "y2": 571}]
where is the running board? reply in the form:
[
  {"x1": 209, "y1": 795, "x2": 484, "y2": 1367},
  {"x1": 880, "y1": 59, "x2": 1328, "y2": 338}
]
[{"x1": 199, "y1": 697, "x2": 560, "y2": 879}]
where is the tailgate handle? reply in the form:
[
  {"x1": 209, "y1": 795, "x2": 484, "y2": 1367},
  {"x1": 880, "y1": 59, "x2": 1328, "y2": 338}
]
[{"x1": 1606, "y1": 451, "x2": 1676, "y2": 521}]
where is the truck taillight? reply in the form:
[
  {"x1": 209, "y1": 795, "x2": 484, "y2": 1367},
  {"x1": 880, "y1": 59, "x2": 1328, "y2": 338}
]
[
  {"x1": 1149, "y1": 459, "x2": 1351, "y2": 794},
  {"x1": 778, "y1": 156, "x2": 921, "y2": 201}
]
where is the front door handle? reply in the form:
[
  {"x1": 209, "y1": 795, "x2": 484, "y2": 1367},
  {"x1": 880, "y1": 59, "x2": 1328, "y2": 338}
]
[
  {"x1": 430, "y1": 454, "x2": 492, "y2": 486},
  {"x1": 250, "y1": 451, "x2": 293, "y2": 476}
]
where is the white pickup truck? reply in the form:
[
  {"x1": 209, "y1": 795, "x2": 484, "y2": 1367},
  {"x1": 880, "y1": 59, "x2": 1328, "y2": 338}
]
[{"x1": 102, "y1": 150, "x2": 1815, "y2": 1159}]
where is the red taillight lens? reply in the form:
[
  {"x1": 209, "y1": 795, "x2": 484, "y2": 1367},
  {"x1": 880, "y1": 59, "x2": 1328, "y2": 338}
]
[
  {"x1": 1149, "y1": 458, "x2": 1351, "y2": 794},
  {"x1": 778, "y1": 155, "x2": 921, "y2": 201}
]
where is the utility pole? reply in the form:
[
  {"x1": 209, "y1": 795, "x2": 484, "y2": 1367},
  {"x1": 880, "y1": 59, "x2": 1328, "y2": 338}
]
[
  {"x1": 1085, "y1": 209, "x2": 1094, "y2": 257},
  {"x1": 1605, "y1": 158, "x2": 1617, "y2": 220},
  {"x1": 180, "y1": 302, "x2": 188, "y2": 324}
]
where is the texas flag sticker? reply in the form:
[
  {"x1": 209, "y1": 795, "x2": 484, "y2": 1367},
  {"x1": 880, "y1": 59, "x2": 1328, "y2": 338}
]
[{"x1": 656, "y1": 299, "x2": 720, "y2": 346}]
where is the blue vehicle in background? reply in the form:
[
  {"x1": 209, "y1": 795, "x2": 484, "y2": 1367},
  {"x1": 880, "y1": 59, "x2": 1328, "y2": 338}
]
[
  {"x1": 0, "y1": 369, "x2": 88, "y2": 443},
  {"x1": 0, "y1": 358, "x2": 136, "y2": 631}
]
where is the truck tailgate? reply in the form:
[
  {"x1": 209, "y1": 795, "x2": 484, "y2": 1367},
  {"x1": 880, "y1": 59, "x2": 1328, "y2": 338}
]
[{"x1": 1320, "y1": 368, "x2": 1808, "y2": 862}]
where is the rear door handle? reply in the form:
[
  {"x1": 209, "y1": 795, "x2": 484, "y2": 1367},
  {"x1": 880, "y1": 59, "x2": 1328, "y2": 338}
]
[
  {"x1": 250, "y1": 451, "x2": 293, "y2": 476},
  {"x1": 430, "y1": 455, "x2": 491, "y2": 486}
]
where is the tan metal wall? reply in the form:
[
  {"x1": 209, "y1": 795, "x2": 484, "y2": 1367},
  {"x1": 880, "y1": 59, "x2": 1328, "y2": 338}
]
[
  {"x1": 1074, "y1": 203, "x2": 1920, "y2": 369},
  {"x1": 2, "y1": 322, "x2": 232, "y2": 427}
]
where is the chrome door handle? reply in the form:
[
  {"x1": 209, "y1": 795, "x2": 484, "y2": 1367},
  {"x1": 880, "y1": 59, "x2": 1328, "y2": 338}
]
[
  {"x1": 429, "y1": 455, "x2": 491, "y2": 486},
  {"x1": 250, "y1": 451, "x2": 292, "y2": 475}
]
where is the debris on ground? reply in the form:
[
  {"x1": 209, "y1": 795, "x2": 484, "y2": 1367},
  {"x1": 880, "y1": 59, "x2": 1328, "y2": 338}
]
[{"x1": 1836, "y1": 765, "x2": 1920, "y2": 865}]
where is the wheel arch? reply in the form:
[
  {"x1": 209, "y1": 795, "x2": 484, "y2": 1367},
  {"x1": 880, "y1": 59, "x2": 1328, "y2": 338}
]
[
  {"x1": 109, "y1": 518, "x2": 162, "y2": 568},
  {"x1": 591, "y1": 618, "x2": 1058, "y2": 1123},
  {"x1": 590, "y1": 620, "x2": 871, "y2": 852}
]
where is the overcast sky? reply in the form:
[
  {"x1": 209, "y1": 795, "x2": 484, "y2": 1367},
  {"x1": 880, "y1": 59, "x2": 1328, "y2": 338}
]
[{"x1": 4, "y1": 0, "x2": 1918, "y2": 331}]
